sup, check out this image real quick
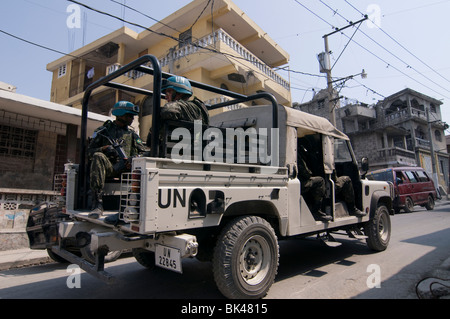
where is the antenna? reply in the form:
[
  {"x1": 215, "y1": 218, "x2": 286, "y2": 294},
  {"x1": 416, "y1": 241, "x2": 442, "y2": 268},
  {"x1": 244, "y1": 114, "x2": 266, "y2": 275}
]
[
  {"x1": 122, "y1": 0, "x2": 126, "y2": 27},
  {"x1": 82, "y1": 11, "x2": 87, "y2": 46}
]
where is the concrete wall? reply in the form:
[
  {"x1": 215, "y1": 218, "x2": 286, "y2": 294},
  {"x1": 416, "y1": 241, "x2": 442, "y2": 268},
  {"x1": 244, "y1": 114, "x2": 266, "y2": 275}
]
[
  {"x1": 0, "y1": 130, "x2": 57, "y2": 190},
  {"x1": 0, "y1": 189, "x2": 55, "y2": 251}
]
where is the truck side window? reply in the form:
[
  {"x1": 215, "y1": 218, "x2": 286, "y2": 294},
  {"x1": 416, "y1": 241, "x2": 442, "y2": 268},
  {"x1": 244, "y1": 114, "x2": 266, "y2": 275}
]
[{"x1": 334, "y1": 139, "x2": 352, "y2": 163}]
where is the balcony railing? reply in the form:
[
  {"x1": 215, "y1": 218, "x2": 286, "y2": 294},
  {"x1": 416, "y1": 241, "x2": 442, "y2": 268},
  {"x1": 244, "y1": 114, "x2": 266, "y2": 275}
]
[
  {"x1": 376, "y1": 147, "x2": 417, "y2": 166},
  {"x1": 415, "y1": 137, "x2": 430, "y2": 148},
  {"x1": 159, "y1": 28, "x2": 290, "y2": 91}
]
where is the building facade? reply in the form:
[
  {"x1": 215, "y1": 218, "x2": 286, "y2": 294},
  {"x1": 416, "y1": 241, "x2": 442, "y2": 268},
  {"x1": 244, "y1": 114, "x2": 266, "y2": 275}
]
[
  {"x1": 296, "y1": 88, "x2": 449, "y2": 192},
  {"x1": 0, "y1": 86, "x2": 110, "y2": 241},
  {"x1": 46, "y1": 0, "x2": 291, "y2": 140}
]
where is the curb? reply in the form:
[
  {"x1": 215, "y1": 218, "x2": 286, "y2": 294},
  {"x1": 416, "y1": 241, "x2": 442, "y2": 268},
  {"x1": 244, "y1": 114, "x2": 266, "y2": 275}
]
[{"x1": 0, "y1": 249, "x2": 52, "y2": 271}]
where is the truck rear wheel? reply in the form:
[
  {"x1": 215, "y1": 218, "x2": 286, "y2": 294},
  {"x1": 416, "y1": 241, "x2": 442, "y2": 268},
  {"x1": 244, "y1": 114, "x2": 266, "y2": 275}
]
[
  {"x1": 365, "y1": 204, "x2": 391, "y2": 251},
  {"x1": 213, "y1": 216, "x2": 279, "y2": 299}
]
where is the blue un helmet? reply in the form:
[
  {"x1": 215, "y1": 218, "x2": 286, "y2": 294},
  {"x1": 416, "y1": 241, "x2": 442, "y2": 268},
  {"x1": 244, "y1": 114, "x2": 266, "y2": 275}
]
[
  {"x1": 162, "y1": 76, "x2": 193, "y2": 97},
  {"x1": 111, "y1": 101, "x2": 139, "y2": 116}
]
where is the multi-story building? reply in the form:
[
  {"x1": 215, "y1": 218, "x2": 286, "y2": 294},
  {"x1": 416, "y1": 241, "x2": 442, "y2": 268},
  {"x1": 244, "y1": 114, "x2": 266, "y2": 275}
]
[
  {"x1": 46, "y1": 0, "x2": 291, "y2": 138},
  {"x1": 296, "y1": 88, "x2": 449, "y2": 191}
]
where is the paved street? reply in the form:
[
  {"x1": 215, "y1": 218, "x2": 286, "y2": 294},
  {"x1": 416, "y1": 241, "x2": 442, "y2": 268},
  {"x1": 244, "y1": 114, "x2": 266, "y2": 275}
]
[{"x1": 0, "y1": 203, "x2": 449, "y2": 300}]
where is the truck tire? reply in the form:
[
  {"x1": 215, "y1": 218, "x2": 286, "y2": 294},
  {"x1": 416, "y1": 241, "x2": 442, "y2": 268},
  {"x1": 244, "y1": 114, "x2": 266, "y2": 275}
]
[
  {"x1": 47, "y1": 248, "x2": 69, "y2": 263},
  {"x1": 213, "y1": 216, "x2": 279, "y2": 299},
  {"x1": 133, "y1": 248, "x2": 156, "y2": 269},
  {"x1": 425, "y1": 195, "x2": 435, "y2": 210},
  {"x1": 364, "y1": 204, "x2": 391, "y2": 251},
  {"x1": 404, "y1": 197, "x2": 414, "y2": 213}
]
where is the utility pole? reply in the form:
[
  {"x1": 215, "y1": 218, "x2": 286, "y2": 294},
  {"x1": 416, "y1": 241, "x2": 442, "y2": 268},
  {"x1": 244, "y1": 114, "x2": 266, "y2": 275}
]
[
  {"x1": 323, "y1": 38, "x2": 335, "y2": 126},
  {"x1": 427, "y1": 107, "x2": 439, "y2": 193},
  {"x1": 321, "y1": 16, "x2": 368, "y2": 126}
]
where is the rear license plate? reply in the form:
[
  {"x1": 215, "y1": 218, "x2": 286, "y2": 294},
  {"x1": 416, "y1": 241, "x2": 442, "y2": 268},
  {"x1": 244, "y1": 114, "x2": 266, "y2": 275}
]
[{"x1": 155, "y1": 244, "x2": 182, "y2": 273}]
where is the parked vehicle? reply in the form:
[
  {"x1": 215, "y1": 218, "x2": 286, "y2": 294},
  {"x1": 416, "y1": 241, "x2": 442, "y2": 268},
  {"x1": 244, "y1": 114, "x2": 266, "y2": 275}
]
[
  {"x1": 367, "y1": 167, "x2": 437, "y2": 213},
  {"x1": 26, "y1": 54, "x2": 394, "y2": 299}
]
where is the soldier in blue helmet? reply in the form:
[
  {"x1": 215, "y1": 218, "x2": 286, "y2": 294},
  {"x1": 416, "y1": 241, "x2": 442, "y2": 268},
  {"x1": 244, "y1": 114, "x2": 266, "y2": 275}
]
[
  {"x1": 146, "y1": 76, "x2": 209, "y2": 147},
  {"x1": 161, "y1": 76, "x2": 209, "y2": 124},
  {"x1": 88, "y1": 101, "x2": 147, "y2": 219}
]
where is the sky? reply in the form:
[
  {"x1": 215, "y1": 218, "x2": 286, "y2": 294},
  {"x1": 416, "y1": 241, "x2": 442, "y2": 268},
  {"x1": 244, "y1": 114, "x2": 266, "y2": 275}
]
[{"x1": 1, "y1": 0, "x2": 450, "y2": 134}]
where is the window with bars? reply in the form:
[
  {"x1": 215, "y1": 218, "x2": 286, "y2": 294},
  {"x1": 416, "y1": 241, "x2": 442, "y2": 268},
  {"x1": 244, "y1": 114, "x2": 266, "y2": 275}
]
[{"x1": 0, "y1": 124, "x2": 37, "y2": 158}]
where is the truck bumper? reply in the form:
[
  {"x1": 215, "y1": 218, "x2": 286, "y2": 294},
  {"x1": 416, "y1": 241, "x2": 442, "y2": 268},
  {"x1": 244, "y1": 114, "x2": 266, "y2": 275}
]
[{"x1": 53, "y1": 221, "x2": 198, "y2": 283}]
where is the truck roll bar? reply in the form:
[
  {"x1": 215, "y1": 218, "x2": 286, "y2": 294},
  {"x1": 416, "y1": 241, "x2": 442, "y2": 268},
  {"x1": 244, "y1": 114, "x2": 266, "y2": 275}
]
[{"x1": 78, "y1": 54, "x2": 279, "y2": 208}]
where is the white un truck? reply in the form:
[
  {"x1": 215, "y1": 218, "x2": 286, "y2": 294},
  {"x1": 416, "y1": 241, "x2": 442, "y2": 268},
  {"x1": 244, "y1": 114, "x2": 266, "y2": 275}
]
[{"x1": 26, "y1": 55, "x2": 394, "y2": 299}]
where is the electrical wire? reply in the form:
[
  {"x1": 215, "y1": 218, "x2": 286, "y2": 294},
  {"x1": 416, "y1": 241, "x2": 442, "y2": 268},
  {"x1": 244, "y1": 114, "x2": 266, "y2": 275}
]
[
  {"x1": 109, "y1": 0, "x2": 182, "y2": 34},
  {"x1": 2, "y1": 0, "x2": 370, "y2": 102},
  {"x1": 312, "y1": 0, "x2": 450, "y2": 99},
  {"x1": 68, "y1": 0, "x2": 334, "y2": 94},
  {"x1": 344, "y1": 0, "x2": 450, "y2": 86},
  {"x1": 320, "y1": 0, "x2": 450, "y2": 96},
  {"x1": 189, "y1": 0, "x2": 212, "y2": 30},
  {"x1": 293, "y1": 1, "x2": 385, "y2": 101}
]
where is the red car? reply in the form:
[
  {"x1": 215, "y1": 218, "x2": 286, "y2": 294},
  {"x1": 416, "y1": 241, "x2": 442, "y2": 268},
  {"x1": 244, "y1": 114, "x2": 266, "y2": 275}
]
[{"x1": 367, "y1": 167, "x2": 437, "y2": 213}]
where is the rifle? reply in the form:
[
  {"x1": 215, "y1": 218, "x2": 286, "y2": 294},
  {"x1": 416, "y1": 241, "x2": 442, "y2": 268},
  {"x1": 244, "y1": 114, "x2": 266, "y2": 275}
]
[{"x1": 95, "y1": 127, "x2": 130, "y2": 171}]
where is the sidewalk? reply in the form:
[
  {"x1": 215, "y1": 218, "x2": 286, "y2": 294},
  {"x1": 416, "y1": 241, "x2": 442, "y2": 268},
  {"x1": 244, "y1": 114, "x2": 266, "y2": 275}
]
[
  {"x1": 0, "y1": 200, "x2": 449, "y2": 298},
  {"x1": 0, "y1": 248, "x2": 52, "y2": 271}
]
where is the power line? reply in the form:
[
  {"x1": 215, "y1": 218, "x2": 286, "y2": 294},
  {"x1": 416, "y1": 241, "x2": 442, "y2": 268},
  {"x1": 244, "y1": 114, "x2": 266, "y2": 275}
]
[
  {"x1": 320, "y1": 0, "x2": 450, "y2": 97},
  {"x1": 189, "y1": 0, "x2": 213, "y2": 30},
  {"x1": 344, "y1": 0, "x2": 450, "y2": 85},
  {"x1": 0, "y1": 28, "x2": 115, "y2": 67},
  {"x1": 293, "y1": 0, "x2": 385, "y2": 101},
  {"x1": 0, "y1": 29, "x2": 70, "y2": 57},
  {"x1": 69, "y1": 0, "x2": 331, "y2": 90},
  {"x1": 3, "y1": 0, "x2": 341, "y2": 103},
  {"x1": 276, "y1": 66, "x2": 325, "y2": 78},
  {"x1": 313, "y1": 0, "x2": 450, "y2": 99},
  {"x1": 109, "y1": 0, "x2": 181, "y2": 33},
  {"x1": 68, "y1": 0, "x2": 180, "y2": 42}
]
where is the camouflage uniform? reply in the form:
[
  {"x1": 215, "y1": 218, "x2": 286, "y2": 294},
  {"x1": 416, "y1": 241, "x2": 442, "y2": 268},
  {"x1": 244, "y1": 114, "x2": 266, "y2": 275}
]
[
  {"x1": 88, "y1": 120, "x2": 146, "y2": 192},
  {"x1": 160, "y1": 97, "x2": 209, "y2": 124},
  {"x1": 335, "y1": 175, "x2": 357, "y2": 211},
  {"x1": 146, "y1": 97, "x2": 210, "y2": 149},
  {"x1": 297, "y1": 156, "x2": 327, "y2": 217}
]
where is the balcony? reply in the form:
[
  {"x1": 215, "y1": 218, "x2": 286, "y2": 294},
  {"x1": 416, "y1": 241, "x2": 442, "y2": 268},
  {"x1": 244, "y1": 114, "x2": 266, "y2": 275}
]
[
  {"x1": 158, "y1": 28, "x2": 291, "y2": 104},
  {"x1": 65, "y1": 28, "x2": 291, "y2": 108},
  {"x1": 375, "y1": 147, "x2": 417, "y2": 166}
]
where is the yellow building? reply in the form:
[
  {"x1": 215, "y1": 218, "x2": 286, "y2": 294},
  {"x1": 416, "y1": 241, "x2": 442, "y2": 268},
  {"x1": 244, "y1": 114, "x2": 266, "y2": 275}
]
[{"x1": 46, "y1": 0, "x2": 290, "y2": 137}]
